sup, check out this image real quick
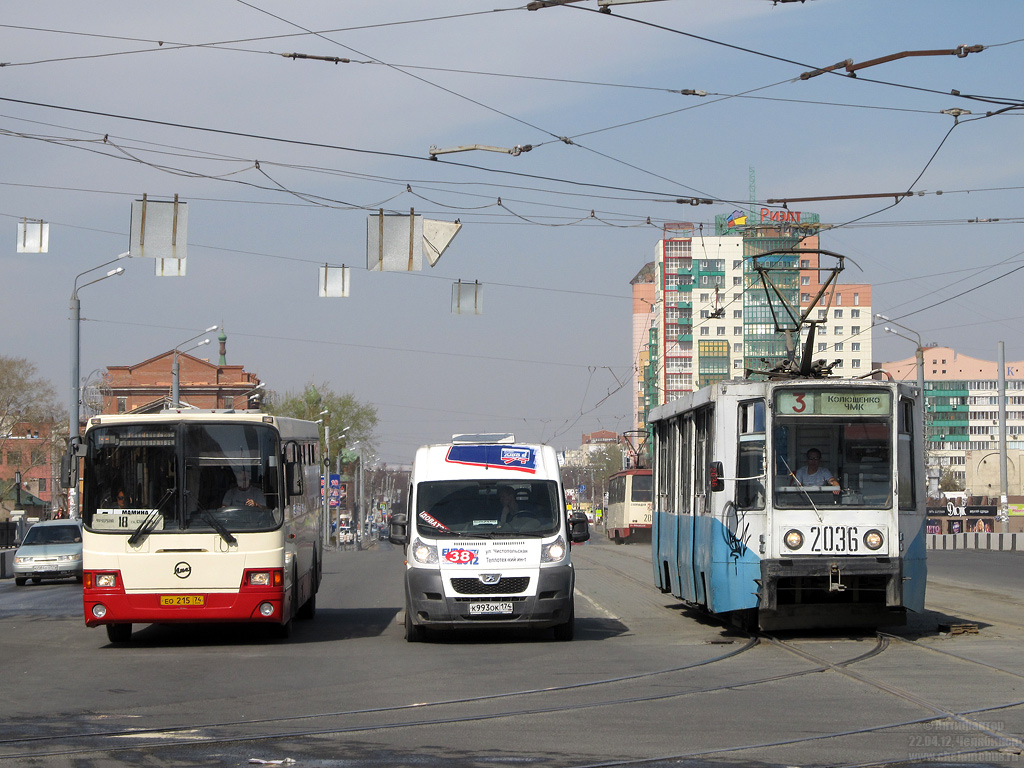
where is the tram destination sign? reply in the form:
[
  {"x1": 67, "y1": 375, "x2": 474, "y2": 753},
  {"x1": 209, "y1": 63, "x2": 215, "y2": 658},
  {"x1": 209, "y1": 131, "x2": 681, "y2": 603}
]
[{"x1": 776, "y1": 389, "x2": 891, "y2": 416}]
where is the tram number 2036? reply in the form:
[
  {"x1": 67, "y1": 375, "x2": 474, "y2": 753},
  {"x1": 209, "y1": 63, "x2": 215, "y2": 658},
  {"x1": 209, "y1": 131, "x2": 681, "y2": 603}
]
[{"x1": 810, "y1": 525, "x2": 859, "y2": 553}]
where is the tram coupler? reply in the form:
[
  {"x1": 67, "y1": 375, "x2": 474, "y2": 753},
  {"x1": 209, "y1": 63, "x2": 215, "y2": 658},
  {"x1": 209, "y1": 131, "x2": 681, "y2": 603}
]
[{"x1": 828, "y1": 564, "x2": 846, "y2": 593}]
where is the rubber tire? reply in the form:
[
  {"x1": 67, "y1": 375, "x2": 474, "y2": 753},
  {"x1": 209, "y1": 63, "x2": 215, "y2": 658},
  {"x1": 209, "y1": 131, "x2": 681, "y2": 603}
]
[
  {"x1": 297, "y1": 588, "x2": 316, "y2": 621},
  {"x1": 552, "y1": 600, "x2": 575, "y2": 642},
  {"x1": 32, "y1": 577, "x2": 42, "y2": 583},
  {"x1": 405, "y1": 608, "x2": 425, "y2": 643},
  {"x1": 106, "y1": 623, "x2": 132, "y2": 643},
  {"x1": 14, "y1": 577, "x2": 27, "y2": 586}
]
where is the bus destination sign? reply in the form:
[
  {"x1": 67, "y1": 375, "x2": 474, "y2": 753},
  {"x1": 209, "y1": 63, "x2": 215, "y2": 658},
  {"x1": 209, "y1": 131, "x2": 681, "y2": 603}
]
[{"x1": 776, "y1": 390, "x2": 891, "y2": 416}]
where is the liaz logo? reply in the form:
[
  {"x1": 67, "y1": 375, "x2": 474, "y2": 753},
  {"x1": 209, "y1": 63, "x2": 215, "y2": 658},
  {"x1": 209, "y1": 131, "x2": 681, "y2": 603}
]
[
  {"x1": 442, "y1": 548, "x2": 479, "y2": 565},
  {"x1": 500, "y1": 448, "x2": 531, "y2": 466}
]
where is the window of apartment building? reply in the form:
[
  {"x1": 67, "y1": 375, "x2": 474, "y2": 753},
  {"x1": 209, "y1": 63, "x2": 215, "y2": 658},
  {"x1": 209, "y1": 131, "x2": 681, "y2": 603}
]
[
  {"x1": 852, "y1": 359, "x2": 861, "y2": 368},
  {"x1": 801, "y1": 293, "x2": 810, "y2": 303},
  {"x1": 734, "y1": 359, "x2": 743, "y2": 369},
  {"x1": 851, "y1": 325, "x2": 860, "y2": 335},
  {"x1": 700, "y1": 309, "x2": 710, "y2": 319},
  {"x1": 818, "y1": 310, "x2": 827, "y2": 320},
  {"x1": 800, "y1": 259, "x2": 810, "y2": 268},
  {"x1": 665, "y1": 273, "x2": 679, "y2": 288},
  {"x1": 734, "y1": 343, "x2": 742, "y2": 354},
  {"x1": 833, "y1": 309, "x2": 843, "y2": 318},
  {"x1": 733, "y1": 310, "x2": 742, "y2": 319},
  {"x1": 733, "y1": 276, "x2": 743, "y2": 286},
  {"x1": 717, "y1": 326, "x2": 726, "y2": 336},
  {"x1": 700, "y1": 293, "x2": 709, "y2": 301},
  {"x1": 666, "y1": 306, "x2": 679, "y2": 321},
  {"x1": 834, "y1": 360, "x2": 844, "y2": 368},
  {"x1": 37, "y1": 478, "x2": 47, "y2": 493},
  {"x1": 733, "y1": 292, "x2": 742, "y2": 301},
  {"x1": 117, "y1": 397, "x2": 127, "y2": 413},
  {"x1": 801, "y1": 275, "x2": 810, "y2": 285},
  {"x1": 851, "y1": 309, "x2": 860, "y2": 318},
  {"x1": 733, "y1": 260, "x2": 742, "y2": 269},
  {"x1": 733, "y1": 327, "x2": 742, "y2": 335},
  {"x1": 7, "y1": 451, "x2": 21, "y2": 466},
  {"x1": 835, "y1": 326, "x2": 844, "y2": 336},
  {"x1": 700, "y1": 327, "x2": 710, "y2": 336},
  {"x1": 853, "y1": 292, "x2": 859, "y2": 305},
  {"x1": 851, "y1": 343, "x2": 860, "y2": 351},
  {"x1": 818, "y1": 343, "x2": 827, "y2": 352},
  {"x1": 835, "y1": 343, "x2": 843, "y2": 351},
  {"x1": 223, "y1": 396, "x2": 234, "y2": 409}
]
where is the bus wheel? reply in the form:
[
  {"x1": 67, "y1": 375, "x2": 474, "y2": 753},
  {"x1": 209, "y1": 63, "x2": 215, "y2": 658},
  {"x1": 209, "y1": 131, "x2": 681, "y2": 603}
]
[
  {"x1": 297, "y1": 588, "x2": 316, "y2": 621},
  {"x1": 106, "y1": 624, "x2": 132, "y2": 644},
  {"x1": 553, "y1": 601, "x2": 575, "y2": 641},
  {"x1": 614, "y1": 533, "x2": 623, "y2": 545},
  {"x1": 405, "y1": 609, "x2": 425, "y2": 642}
]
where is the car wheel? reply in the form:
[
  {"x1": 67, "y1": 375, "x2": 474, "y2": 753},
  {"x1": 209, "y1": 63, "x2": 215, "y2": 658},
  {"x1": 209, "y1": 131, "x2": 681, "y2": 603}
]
[
  {"x1": 405, "y1": 608, "x2": 425, "y2": 642},
  {"x1": 32, "y1": 577, "x2": 42, "y2": 583},
  {"x1": 15, "y1": 577, "x2": 27, "y2": 587},
  {"x1": 552, "y1": 600, "x2": 575, "y2": 642},
  {"x1": 106, "y1": 624, "x2": 132, "y2": 643}
]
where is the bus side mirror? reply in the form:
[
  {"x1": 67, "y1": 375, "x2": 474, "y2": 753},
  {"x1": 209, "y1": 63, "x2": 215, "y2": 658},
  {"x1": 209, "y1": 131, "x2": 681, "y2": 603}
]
[
  {"x1": 709, "y1": 461, "x2": 725, "y2": 492},
  {"x1": 389, "y1": 513, "x2": 408, "y2": 546},
  {"x1": 59, "y1": 443, "x2": 85, "y2": 490},
  {"x1": 286, "y1": 460, "x2": 303, "y2": 496},
  {"x1": 568, "y1": 512, "x2": 590, "y2": 543}
]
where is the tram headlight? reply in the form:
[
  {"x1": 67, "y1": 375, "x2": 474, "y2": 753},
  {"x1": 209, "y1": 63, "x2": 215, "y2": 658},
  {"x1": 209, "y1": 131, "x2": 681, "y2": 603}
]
[
  {"x1": 783, "y1": 529, "x2": 804, "y2": 550},
  {"x1": 863, "y1": 530, "x2": 884, "y2": 551},
  {"x1": 411, "y1": 539, "x2": 438, "y2": 565}
]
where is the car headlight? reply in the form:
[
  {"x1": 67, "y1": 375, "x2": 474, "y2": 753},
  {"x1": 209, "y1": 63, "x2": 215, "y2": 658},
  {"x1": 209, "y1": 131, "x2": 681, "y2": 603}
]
[
  {"x1": 411, "y1": 539, "x2": 438, "y2": 565},
  {"x1": 784, "y1": 529, "x2": 804, "y2": 550},
  {"x1": 14, "y1": 556, "x2": 31, "y2": 565},
  {"x1": 541, "y1": 536, "x2": 567, "y2": 563},
  {"x1": 863, "y1": 530, "x2": 884, "y2": 551},
  {"x1": 59, "y1": 554, "x2": 83, "y2": 562}
]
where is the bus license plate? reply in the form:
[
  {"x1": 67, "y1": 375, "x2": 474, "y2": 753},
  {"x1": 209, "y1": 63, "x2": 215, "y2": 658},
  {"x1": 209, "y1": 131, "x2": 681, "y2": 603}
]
[
  {"x1": 160, "y1": 595, "x2": 205, "y2": 606},
  {"x1": 469, "y1": 601, "x2": 513, "y2": 615}
]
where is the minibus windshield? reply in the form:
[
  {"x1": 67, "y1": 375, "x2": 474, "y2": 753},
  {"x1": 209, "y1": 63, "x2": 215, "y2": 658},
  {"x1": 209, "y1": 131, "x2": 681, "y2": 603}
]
[{"x1": 416, "y1": 480, "x2": 561, "y2": 537}]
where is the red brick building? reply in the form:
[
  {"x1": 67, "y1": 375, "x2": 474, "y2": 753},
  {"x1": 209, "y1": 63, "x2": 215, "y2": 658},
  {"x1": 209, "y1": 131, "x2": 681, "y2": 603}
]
[{"x1": 101, "y1": 331, "x2": 261, "y2": 414}]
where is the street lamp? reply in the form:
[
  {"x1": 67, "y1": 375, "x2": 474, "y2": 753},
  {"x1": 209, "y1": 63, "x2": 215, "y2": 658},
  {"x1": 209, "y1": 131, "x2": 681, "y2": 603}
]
[
  {"x1": 171, "y1": 325, "x2": 217, "y2": 407},
  {"x1": 70, "y1": 254, "x2": 130, "y2": 448},
  {"x1": 875, "y1": 314, "x2": 925, "y2": 399}
]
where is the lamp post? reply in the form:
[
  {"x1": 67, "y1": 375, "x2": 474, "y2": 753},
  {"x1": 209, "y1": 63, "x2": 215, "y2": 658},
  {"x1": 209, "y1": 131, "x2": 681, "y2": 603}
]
[
  {"x1": 875, "y1": 314, "x2": 925, "y2": 399},
  {"x1": 69, "y1": 254, "x2": 129, "y2": 520},
  {"x1": 171, "y1": 326, "x2": 217, "y2": 407},
  {"x1": 319, "y1": 410, "x2": 330, "y2": 548}
]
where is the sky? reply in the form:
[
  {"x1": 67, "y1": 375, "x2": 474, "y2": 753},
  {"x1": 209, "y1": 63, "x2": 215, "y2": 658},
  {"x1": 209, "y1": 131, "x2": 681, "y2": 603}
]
[{"x1": 1, "y1": 0, "x2": 1022, "y2": 464}]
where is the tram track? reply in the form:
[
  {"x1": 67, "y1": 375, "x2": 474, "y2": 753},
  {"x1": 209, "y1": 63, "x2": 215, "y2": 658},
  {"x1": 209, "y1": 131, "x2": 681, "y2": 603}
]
[{"x1": 0, "y1": 631, "x2": 899, "y2": 762}]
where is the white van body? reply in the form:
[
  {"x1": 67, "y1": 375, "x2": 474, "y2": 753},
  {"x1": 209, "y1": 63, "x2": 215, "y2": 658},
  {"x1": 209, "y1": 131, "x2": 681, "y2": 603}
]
[{"x1": 392, "y1": 434, "x2": 588, "y2": 641}]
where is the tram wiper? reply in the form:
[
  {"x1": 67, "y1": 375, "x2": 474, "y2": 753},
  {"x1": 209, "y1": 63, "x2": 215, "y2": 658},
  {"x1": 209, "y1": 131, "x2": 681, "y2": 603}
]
[{"x1": 128, "y1": 488, "x2": 175, "y2": 547}]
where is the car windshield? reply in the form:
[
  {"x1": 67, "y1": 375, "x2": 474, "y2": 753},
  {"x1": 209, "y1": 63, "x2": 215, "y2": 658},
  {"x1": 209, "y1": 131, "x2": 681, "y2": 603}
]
[
  {"x1": 82, "y1": 422, "x2": 283, "y2": 534},
  {"x1": 416, "y1": 480, "x2": 561, "y2": 537},
  {"x1": 23, "y1": 525, "x2": 81, "y2": 545}
]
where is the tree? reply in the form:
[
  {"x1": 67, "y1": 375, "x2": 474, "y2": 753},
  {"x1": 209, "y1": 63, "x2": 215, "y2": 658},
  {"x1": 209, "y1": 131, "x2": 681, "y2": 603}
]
[
  {"x1": 265, "y1": 382, "x2": 378, "y2": 465},
  {"x1": 939, "y1": 468, "x2": 964, "y2": 493},
  {"x1": 0, "y1": 355, "x2": 66, "y2": 512}
]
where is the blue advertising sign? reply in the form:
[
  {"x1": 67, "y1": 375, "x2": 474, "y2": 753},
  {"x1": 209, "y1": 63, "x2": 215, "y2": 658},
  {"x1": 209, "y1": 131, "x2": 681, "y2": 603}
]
[{"x1": 445, "y1": 444, "x2": 537, "y2": 474}]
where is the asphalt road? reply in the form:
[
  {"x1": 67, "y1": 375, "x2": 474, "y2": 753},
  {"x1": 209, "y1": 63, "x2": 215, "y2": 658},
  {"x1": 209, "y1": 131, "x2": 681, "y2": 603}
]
[{"x1": 0, "y1": 537, "x2": 1021, "y2": 768}]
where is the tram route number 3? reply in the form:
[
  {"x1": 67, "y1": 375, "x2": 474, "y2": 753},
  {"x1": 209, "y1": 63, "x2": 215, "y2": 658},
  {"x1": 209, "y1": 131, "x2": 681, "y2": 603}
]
[{"x1": 810, "y1": 525, "x2": 859, "y2": 553}]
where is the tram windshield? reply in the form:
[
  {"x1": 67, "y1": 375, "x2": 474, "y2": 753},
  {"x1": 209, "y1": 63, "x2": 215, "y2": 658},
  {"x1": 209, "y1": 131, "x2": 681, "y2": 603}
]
[
  {"x1": 415, "y1": 480, "x2": 561, "y2": 537},
  {"x1": 772, "y1": 389, "x2": 893, "y2": 509},
  {"x1": 82, "y1": 422, "x2": 283, "y2": 534}
]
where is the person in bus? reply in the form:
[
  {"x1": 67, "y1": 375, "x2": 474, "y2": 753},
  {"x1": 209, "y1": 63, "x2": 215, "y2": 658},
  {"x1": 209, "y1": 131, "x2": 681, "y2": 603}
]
[
  {"x1": 791, "y1": 449, "x2": 840, "y2": 494},
  {"x1": 222, "y1": 466, "x2": 266, "y2": 508},
  {"x1": 497, "y1": 485, "x2": 521, "y2": 524}
]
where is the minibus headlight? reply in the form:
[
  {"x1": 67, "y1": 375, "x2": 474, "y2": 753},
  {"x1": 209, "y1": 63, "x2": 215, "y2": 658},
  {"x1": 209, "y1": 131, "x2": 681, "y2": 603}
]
[
  {"x1": 411, "y1": 539, "x2": 438, "y2": 565},
  {"x1": 864, "y1": 530, "x2": 884, "y2": 551},
  {"x1": 784, "y1": 529, "x2": 804, "y2": 550},
  {"x1": 541, "y1": 536, "x2": 567, "y2": 563}
]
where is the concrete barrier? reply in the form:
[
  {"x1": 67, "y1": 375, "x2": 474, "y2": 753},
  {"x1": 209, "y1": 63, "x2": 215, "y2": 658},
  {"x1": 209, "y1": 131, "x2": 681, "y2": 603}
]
[
  {"x1": 926, "y1": 533, "x2": 1023, "y2": 551},
  {"x1": 0, "y1": 549, "x2": 14, "y2": 579}
]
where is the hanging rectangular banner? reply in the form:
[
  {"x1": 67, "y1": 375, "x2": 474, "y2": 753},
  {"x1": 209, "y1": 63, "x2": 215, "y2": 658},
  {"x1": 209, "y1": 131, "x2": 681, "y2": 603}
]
[
  {"x1": 17, "y1": 219, "x2": 49, "y2": 253},
  {"x1": 319, "y1": 265, "x2": 350, "y2": 297},
  {"x1": 130, "y1": 195, "x2": 188, "y2": 260},
  {"x1": 366, "y1": 210, "x2": 423, "y2": 272},
  {"x1": 451, "y1": 280, "x2": 483, "y2": 315},
  {"x1": 155, "y1": 258, "x2": 186, "y2": 277}
]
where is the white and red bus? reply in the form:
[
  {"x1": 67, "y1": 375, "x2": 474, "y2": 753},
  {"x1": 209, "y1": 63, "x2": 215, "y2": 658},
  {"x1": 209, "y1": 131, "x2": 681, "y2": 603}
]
[
  {"x1": 77, "y1": 411, "x2": 322, "y2": 643},
  {"x1": 605, "y1": 469, "x2": 653, "y2": 544}
]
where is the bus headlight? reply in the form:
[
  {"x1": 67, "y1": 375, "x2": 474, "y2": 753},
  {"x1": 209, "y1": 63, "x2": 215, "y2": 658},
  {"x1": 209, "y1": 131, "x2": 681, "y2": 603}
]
[
  {"x1": 411, "y1": 539, "x2": 438, "y2": 565},
  {"x1": 784, "y1": 529, "x2": 804, "y2": 550},
  {"x1": 541, "y1": 536, "x2": 567, "y2": 563},
  {"x1": 95, "y1": 573, "x2": 118, "y2": 588},
  {"x1": 863, "y1": 530, "x2": 884, "y2": 551}
]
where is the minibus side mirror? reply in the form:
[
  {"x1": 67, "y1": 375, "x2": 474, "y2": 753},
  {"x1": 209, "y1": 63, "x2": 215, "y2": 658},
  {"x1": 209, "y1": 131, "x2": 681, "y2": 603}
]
[
  {"x1": 568, "y1": 512, "x2": 590, "y2": 544},
  {"x1": 389, "y1": 512, "x2": 409, "y2": 546}
]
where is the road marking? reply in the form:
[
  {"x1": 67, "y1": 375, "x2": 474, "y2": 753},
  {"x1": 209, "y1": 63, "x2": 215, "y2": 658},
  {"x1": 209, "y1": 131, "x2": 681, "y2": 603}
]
[{"x1": 575, "y1": 587, "x2": 617, "y2": 620}]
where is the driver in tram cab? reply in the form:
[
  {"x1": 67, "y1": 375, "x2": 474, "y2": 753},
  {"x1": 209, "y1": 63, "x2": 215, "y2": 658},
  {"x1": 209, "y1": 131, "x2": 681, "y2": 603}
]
[
  {"x1": 791, "y1": 449, "x2": 840, "y2": 494},
  {"x1": 222, "y1": 466, "x2": 266, "y2": 508}
]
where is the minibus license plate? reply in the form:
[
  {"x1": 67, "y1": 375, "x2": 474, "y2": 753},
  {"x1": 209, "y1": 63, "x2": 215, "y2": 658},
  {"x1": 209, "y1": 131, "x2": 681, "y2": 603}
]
[
  {"x1": 160, "y1": 595, "x2": 205, "y2": 606},
  {"x1": 469, "y1": 601, "x2": 513, "y2": 615}
]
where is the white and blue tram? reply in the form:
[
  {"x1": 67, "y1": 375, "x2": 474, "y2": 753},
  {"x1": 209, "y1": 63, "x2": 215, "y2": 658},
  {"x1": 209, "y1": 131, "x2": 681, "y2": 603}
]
[{"x1": 650, "y1": 378, "x2": 927, "y2": 630}]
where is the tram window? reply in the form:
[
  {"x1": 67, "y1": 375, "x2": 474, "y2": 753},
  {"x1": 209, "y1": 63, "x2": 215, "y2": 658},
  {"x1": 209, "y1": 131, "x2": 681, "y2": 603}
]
[{"x1": 737, "y1": 400, "x2": 765, "y2": 510}]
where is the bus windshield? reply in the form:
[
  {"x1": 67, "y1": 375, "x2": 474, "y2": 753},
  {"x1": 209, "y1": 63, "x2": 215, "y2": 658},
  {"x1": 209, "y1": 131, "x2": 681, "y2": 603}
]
[
  {"x1": 83, "y1": 422, "x2": 283, "y2": 534},
  {"x1": 772, "y1": 388, "x2": 893, "y2": 509},
  {"x1": 415, "y1": 480, "x2": 561, "y2": 537}
]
